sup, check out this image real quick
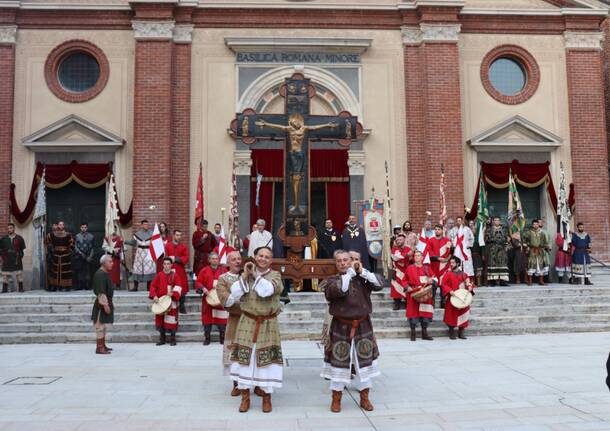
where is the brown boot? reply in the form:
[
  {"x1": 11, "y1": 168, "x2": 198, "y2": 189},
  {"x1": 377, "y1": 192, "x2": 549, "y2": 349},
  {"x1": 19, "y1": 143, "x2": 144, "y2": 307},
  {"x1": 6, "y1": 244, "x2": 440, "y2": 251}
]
[
  {"x1": 239, "y1": 389, "x2": 250, "y2": 413},
  {"x1": 18, "y1": 282, "x2": 24, "y2": 293},
  {"x1": 538, "y1": 276, "x2": 545, "y2": 285},
  {"x1": 203, "y1": 331, "x2": 211, "y2": 346},
  {"x1": 95, "y1": 338, "x2": 110, "y2": 355},
  {"x1": 359, "y1": 388, "x2": 374, "y2": 411},
  {"x1": 169, "y1": 333, "x2": 176, "y2": 346},
  {"x1": 458, "y1": 327, "x2": 467, "y2": 340},
  {"x1": 392, "y1": 299, "x2": 401, "y2": 311},
  {"x1": 254, "y1": 386, "x2": 265, "y2": 397},
  {"x1": 156, "y1": 331, "x2": 166, "y2": 346},
  {"x1": 410, "y1": 328, "x2": 416, "y2": 342},
  {"x1": 330, "y1": 390, "x2": 342, "y2": 413},
  {"x1": 448, "y1": 327, "x2": 457, "y2": 340},
  {"x1": 526, "y1": 275, "x2": 532, "y2": 286},
  {"x1": 231, "y1": 381, "x2": 240, "y2": 397},
  {"x1": 421, "y1": 326, "x2": 433, "y2": 341},
  {"x1": 262, "y1": 393, "x2": 272, "y2": 413},
  {"x1": 219, "y1": 330, "x2": 225, "y2": 345},
  {"x1": 103, "y1": 336, "x2": 113, "y2": 352}
]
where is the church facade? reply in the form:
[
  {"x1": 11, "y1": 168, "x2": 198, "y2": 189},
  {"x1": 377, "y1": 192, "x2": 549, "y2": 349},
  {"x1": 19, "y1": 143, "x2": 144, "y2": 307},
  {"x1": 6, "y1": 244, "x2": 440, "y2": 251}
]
[{"x1": 1, "y1": 0, "x2": 609, "y2": 272}]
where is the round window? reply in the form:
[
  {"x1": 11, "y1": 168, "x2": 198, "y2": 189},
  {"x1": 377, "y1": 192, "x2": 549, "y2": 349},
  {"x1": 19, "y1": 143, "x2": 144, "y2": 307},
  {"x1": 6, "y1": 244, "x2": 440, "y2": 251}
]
[
  {"x1": 57, "y1": 52, "x2": 101, "y2": 93},
  {"x1": 488, "y1": 57, "x2": 526, "y2": 96}
]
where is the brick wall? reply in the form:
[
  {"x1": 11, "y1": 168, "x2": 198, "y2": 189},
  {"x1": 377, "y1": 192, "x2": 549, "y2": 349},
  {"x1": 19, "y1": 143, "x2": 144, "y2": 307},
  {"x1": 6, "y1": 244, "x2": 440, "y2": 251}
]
[
  {"x1": 566, "y1": 48, "x2": 610, "y2": 260},
  {"x1": 0, "y1": 43, "x2": 15, "y2": 227},
  {"x1": 132, "y1": 40, "x2": 173, "y2": 225}
]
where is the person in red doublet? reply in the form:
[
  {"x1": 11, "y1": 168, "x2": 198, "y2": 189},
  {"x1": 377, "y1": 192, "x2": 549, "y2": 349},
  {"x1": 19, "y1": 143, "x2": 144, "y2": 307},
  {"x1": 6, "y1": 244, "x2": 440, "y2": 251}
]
[
  {"x1": 427, "y1": 224, "x2": 452, "y2": 308},
  {"x1": 103, "y1": 232, "x2": 124, "y2": 288},
  {"x1": 165, "y1": 229, "x2": 190, "y2": 314},
  {"x1": 149, "y1": 258, "x2": 187, "y2": 346},
  {"x1": 441, "y1": 256, "x2": 474, "y2": 340},
  {"x1": 406, "y1": 250, "x2": 434, "y2": 342},
  {"x1": 195, "y1": 252, "x2": 229, "y2": 345},
  {"x1": 192, "y1": 220, "x2": 217, "y2": 275},
  {"x1": 390, "y1": 233, "x2": 411, "y2": 310},
  {"x1": 155, "y1": 222, "x2": 171, "y2": 273}
]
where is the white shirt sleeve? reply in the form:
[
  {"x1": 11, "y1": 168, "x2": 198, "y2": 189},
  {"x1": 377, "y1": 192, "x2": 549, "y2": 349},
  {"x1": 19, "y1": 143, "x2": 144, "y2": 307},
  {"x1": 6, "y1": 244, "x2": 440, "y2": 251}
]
[
  {"x1": 360, "y1": 268, "x2": 381, "y2": 286},
  {"x1": 341, "y1": 273, "x2": 352, "y2": 292},
  {"x1": 254, "y1": 276, "x2": 275, "y2": 297},
  {"x1": 229, "y1": 278, "x2": 247, "y2": 303}
]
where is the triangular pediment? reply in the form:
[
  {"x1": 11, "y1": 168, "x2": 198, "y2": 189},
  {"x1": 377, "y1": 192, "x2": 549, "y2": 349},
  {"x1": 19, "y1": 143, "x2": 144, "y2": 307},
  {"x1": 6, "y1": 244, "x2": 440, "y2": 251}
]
[
  {"x1": 468, "y1": 115, "x2": 562, "y2": 152},
  {"x1": 22, "y1": 114, "x2": 124, "y2": 153}
]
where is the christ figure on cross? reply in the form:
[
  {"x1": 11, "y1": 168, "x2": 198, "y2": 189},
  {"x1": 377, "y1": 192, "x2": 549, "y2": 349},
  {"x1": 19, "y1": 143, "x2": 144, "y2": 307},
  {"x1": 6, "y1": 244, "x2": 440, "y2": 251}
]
[{"x1": 256, "y1": 113, "x2": 337, "y2": 215}]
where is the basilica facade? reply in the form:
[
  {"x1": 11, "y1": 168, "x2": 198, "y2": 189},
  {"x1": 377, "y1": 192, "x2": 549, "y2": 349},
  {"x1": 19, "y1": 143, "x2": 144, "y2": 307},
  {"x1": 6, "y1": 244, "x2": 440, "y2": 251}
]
[{"x1": 1, "y1": 0, "x2": 609, "y2": 272}]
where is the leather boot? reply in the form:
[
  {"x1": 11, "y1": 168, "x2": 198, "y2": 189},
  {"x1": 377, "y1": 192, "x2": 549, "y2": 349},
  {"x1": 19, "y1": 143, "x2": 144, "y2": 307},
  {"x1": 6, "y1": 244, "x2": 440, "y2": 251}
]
[
  {"x1": 410, "y1": 328, "x2": 416, "y2": 342},
  {"x1": 239, "y1": 389, "x2": 250, "y2": 413},
  {"x1": 95, "y1": 338, "x2": 110, "y2": 354},
  {"x1": 330, "y1": 390, "x2": 342, "y2": 413},
  {"x1": 392, "y1": 299, "x2": 401, "y2": 311},
  {"x1": 1, "y1": 283, "x2": 7, "y2": 293},
  {"x1": 219, "y1": 330, "x2": 225, "y2": 345},
  {"x1": 169, "y1": 333, "x2": 176, "y2": 346},
  {"x1": 18, "y1": 282, "x2": 24, "y2": 292},
  {"x1": 448, "y1": 327, "x2": 457, "y2": 340},
  {"x1": 538, "y1": 276, "x2": 545, "y2": 286},
  {"x1": 254, "y1": 386, "x2": 265, "y2": 397},
  {"x1": 421, "y1": 326, "x2": 433, "y2": 341},
  {"x1": 179, "y1": 296, "x2": 187, "y2": 314},
  {"x1": 585, "y1": 278, "x2": 593, "y2": 285},
  {"x1": 262, "y1": 393, "x2": 272, "y2": 413},
  {"x1": 458, "y1": 327, "x2": 467, "y2": 340},
  {"x1": 156, "y1": 331, "x2": 166, "y2": 346},
  {"x1": 231, "y1": 381, "x2": 240, "y2": 397},
  {"x1": 359, "y1": 388, "x2": 374, "y2": 411},
  {"x1": 203, "y1": 331, "x2": 211, "y2": 346},
  {"x1": 103, "y1": 336, "x2": 113, "y2": 352},
  {"x1": 130, "y1": 282, "x2": 138, "y2": 292},
  {"x1": 526, "y1": 275, "x2": 532, "y2": 286}
]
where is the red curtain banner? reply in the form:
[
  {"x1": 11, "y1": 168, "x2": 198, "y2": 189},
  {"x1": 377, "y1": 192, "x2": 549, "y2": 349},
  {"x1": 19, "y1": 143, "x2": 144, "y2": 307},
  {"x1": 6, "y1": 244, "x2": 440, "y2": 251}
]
[
  {"x1": 466, "y1": 160, "x2": 575, "y2": 220},
  {"x1": 10, "y1": 161, "x2": 132, "y2": 226},
  {"x1": 250, "y1": 149, "x2": 283, "y2": 228},
  {"x1": 310, "y1": 149, "x2": 349, "y2": 180},
  {"x1": 326, "y1": 182, "x2": 350, "y2": 231}
]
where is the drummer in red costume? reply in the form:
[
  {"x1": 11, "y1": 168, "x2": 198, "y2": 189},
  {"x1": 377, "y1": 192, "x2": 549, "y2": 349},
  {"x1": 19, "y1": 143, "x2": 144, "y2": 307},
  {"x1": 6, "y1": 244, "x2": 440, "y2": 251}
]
[
  {"x1": 390, "y1": 233, "x2": 411, "y2": 311},
  {"x1": 428, "y1": 224, "x2": 452, "y2": 308},
  {"x1": 165, "y1": 229, "x2": 190, "y2": 314},
  {"x1": 149, "y1": 257, "x2": 186, "y2": 346},
  {"x1": 406, "y1": 250, "x2": 434, "y2": 341},
  {"x1": 196, "y1": 252, "x2": 229, "y2": 346},
  {"x1": 441, "y1": 256, "x2": 474, "y2": 340}
]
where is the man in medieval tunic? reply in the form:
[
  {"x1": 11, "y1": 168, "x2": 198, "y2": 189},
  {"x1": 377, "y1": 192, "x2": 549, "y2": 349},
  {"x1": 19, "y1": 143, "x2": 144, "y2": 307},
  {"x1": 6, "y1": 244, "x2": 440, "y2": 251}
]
[
  {"x1": 91, "y1": 255, "x2": 114, "y2": 355},
  {"x1": 453, "y1": 217, "x2": 475, "y2": 282},
  {"x1": 215, "y1": 250, "x2": 244, "y2": 397},
  {"x1": 127, "y1": 219, "x2": 155, "y2": 292},
  {"x1": 571, "y1": 222, "x2": 593, "y2": 285},
  {"x1": 318, "y1": 219, "x2": 342, "y2": 259},
  {"x1": 441, "y1": 256, "x2": 474, "y2": 340},
  {"x1": 149, "y1": 257, "x2": 186, "y2": 346},
  {"x1": 523, "y1": 219, "x2": 550, "y2": 286},
  {"x1": 320, "y1": 249, "x2": 382, "y2": 413},
  {"x1": 227, "y1": 246, "x2": 283, "y2": 413},
  {"x1": 554, "y1": 232, "x2": 571, "y2": 283},
  {"x1": 390, "y1": 233, "x2": 411, "y2": 310},
  {"x1": 48, "y1": 221, "x2": 74, "y2": 291},
  {"x1": 103, "y1": 231, "x2": 124, "y2": 289},
  {"x1": 485, "y1": 216, "x2": 509, "y2": 286},
  {"x1": 509, "y1": 225, "x2": 527, "y2": 285},
  {"x1": 196, "y1": 252, "x2": 228, "y2": 345},
  {"x1": 0, "y1": 223, "x2": 26, "y2": 293},
  {"x1": 165, "y1": 229, "x2": 190, "y2": 314},
  {"x1": 406, "y1": 250, "x2": 435, "y2": 341},
  {"x1": 402, "y1": 220, "x2": 419, "y2": 251},
  {"x1": 428, "y1": 224, "x2": 451, "y2": 307},
  {"x1": 192, "y1": 219, "x2": 216, "y2": 275},
  {"x1": 341, "y1": 215, "x2": 371, "y2": 270},
  {"x1": 247, "y1": 219, "x2": 273, "y2": 257},
  {"x1": 73, "y1": 222, "x2": 95, "y2": 290}
]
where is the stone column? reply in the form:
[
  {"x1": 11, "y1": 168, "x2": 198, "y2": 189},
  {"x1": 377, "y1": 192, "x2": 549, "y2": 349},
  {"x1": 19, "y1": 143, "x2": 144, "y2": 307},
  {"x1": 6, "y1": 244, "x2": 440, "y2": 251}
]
[
  {"x1": 170, "y1": 23, "x2": 193, "y2": 238},
  {"x1": 132, "y1": 18, "x2": 175, "y2": 225},
  {"x1": 0, "y1": 25, "x2": 16, "y2": 226},
  {"x1": 233, "y1": 150, "x2": 252, "y2": 237},
  {"x1": 348, "y1": 150, "x2": 366, "y2": 216},
  {"x1": 565, "y1": 31, "x2": 610, "y2": 260}
]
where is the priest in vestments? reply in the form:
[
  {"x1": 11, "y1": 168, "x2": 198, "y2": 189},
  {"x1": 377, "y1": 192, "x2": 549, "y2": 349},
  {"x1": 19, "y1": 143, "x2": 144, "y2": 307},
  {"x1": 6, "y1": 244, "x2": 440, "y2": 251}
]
[
  {"x1": 341, "y1": 215, "x2": 370, "y2": 270},
  {"x1": 192, "y1": 220, "x2": 216, "y2": 275},
  {"x1": 165, "y1": 229, "x2": 190, "y2": 314},
  {"x1": 196, "y1": 252, "x2": 228, "y2": 345},
  {"x1": 318, "y1": 219, "x2": 342, "y2": 259},
  {"x1": 247, "y1": 219, "x2": 273, "y2": 257},
  {"x1": 441, "y1": 256, "x2": 474, "y2": 340}
]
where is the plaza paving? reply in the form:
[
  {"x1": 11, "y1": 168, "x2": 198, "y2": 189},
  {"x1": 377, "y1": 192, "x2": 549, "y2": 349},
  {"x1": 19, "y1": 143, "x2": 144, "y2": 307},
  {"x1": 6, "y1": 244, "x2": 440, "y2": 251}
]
[{"x1": 0, "y1": 332, "x2": 609, "y2": 431}]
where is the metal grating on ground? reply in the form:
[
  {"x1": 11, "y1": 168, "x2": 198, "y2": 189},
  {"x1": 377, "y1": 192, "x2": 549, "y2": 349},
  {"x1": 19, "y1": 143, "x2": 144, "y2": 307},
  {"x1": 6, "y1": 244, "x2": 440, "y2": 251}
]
[
  {"x1": 285, "y1": 358, "x2": 321, "y2": 367},
  {"x1": 3, "y1": 376, "x2": 61, "y2": 385}
]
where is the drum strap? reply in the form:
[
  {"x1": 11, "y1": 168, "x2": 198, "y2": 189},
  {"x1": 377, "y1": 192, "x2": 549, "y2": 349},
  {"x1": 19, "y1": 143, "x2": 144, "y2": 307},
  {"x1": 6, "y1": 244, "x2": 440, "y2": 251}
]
[
  {"x1": 242, "y1": 310, "x2": 279, "y2": 343},
  {"x1": 334, "y1": 316, "x2": 367, "y2": 342}
]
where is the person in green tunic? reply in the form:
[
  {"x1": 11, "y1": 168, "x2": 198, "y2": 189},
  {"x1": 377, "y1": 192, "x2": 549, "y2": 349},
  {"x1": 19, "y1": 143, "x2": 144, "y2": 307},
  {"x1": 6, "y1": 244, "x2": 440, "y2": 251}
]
[
  {"x1": 484, "y1": 217, "x2": 509, "y2": 286},
  {"x1": 91, "y1": 255, "x2": 114, "y2": 355},
  {"x1": 227, "y1": 246, "x2": 283, "y2": 414},
  {"x1": 523, "y1": 219, "x2": 550, "y2": 286}
]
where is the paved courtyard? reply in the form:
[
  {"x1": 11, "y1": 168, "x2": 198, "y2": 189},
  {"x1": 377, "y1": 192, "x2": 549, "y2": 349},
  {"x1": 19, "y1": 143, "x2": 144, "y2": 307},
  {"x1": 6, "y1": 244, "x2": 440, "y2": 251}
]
[{"x1": 0, "y1": 332, "x2": 609, "y2": 431}]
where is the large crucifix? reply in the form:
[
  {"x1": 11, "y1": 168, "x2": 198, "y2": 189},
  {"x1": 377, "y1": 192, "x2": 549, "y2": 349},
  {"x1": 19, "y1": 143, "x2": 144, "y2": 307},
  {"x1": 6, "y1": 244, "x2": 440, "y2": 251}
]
[{"x1": 230, "y1": 72, "x2": 362, "y2": 281}]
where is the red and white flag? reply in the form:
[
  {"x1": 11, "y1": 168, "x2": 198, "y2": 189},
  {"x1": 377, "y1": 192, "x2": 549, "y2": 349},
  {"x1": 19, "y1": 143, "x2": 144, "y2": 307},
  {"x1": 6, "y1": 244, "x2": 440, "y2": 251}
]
[
  {"x1": 149, "y1": 224, "x2": 165, "y2": 261},
  {"x1": 416, "y1": 227, "x2": 431, "y2": 264},
  {"x1": 194, "y1": 163, "x2": 204, "y2": 226},
  {"x1": 439, "y1": 165, "x2": 447, "y2": 227},
  {"x1": 218, "y1": 227, "x2": 228, "y2": 265}
]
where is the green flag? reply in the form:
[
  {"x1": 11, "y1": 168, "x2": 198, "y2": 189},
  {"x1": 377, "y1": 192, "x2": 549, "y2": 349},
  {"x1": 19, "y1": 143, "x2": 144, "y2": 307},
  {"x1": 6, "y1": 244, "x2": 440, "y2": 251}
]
[
  {"x1": 475, "y1": 173, "x2": 489, "y2": 246},
  {"x1": 507, "y1": 168, "x2": 526, "y2": 234}
]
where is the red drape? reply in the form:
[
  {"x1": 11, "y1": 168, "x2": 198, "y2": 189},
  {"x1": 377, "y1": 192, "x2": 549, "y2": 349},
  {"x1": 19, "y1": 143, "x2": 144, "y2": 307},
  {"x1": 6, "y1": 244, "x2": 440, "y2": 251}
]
[
  {"x1": 250, "y1": 149, "x2": 283, "y2": 228},
  {"x1": 310, "y1": 149, "x2": 349, "y2": 180},
  {"x1": 466, "y1": 160, "x2": 575, "y2": 220},
  {"x1": 326, "y1": 182, "x2": 350, "y2": 230},
  {"x1": 10, "y1": 161, "x2": 132, "y2": 226}
]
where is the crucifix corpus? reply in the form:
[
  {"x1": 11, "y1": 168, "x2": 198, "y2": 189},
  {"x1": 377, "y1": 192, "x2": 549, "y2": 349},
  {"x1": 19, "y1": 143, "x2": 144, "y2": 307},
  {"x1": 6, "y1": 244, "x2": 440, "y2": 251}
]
[{"x1": 230, "y1": 72, "x2": 363, "y2": 282}]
